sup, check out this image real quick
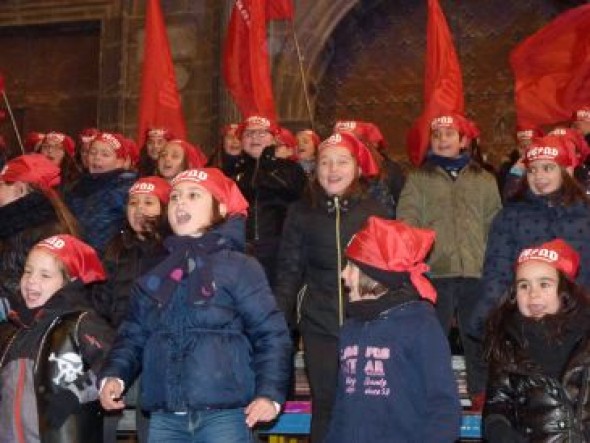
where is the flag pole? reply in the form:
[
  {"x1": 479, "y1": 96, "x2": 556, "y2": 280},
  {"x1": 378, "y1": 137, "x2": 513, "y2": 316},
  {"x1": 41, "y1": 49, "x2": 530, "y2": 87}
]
[
  {"x1": 289, "y1": 21, "x2": 315, "y2": 131},
  {"x1": 1, "y1": 91, "x2": 24, "y2": 154}
]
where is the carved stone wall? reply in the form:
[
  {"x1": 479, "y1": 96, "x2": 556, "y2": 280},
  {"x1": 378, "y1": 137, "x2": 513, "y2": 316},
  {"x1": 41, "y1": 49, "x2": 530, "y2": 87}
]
[
  {"x1": 0, "y1": 0, "x2": 586, "y2": 162},
  {"x1": 274, "y1": 0, "x2": 588, "y2": 166}
]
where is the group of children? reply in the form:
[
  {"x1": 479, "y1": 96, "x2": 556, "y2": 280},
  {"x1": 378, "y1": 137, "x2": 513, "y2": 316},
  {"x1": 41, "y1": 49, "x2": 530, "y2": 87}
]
[{"x1": 0, "y1": 106, "x2": 589, "y2": 443}]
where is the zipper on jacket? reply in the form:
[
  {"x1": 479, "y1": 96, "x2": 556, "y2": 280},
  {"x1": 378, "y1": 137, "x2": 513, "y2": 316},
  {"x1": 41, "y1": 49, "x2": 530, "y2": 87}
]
[
  {"x1": 34, "y1": 317, "x2": 61, "y2": 374},
  {"x1": 335, "y1": 196, "x2": 344, "y2": 327}
]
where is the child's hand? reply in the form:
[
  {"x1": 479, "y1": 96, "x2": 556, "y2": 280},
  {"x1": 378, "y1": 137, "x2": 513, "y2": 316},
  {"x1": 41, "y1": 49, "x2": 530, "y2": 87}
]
[
  {"x1": 99, "y1": 377, "x2": 126, "y2": 410},
  {"x1": 244, "y1": 397, "x2": 279, "y2": 427}
]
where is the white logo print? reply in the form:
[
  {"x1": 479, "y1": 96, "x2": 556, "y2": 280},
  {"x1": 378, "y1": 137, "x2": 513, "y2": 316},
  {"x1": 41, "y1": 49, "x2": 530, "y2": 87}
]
[{"x1": 49, "y1": 352, "x2": 84, "y2": 385}]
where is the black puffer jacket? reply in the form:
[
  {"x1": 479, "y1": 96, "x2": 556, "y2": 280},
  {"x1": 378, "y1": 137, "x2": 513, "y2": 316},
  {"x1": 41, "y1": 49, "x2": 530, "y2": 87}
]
[
  {"x1": 92, "y1": 234, "x2": 168, "y2": 328},
  {"x1": 274, "y1": 189, "x2": 389, "y2": 337},
  {"x1": 0, "y1": 192, "x2": 69, "y2": 316},
  {"x1": 484, "y1": 312, "x2": 590, "y2": 443}
]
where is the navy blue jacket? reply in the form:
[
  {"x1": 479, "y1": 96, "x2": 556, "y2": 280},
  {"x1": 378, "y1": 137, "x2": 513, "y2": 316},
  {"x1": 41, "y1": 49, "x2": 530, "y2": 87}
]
[
  {"x1": 471, "y1": 191, "x2": 590, "y2": 336},
  {"x1": 324, "y1": 300, "x2": 461, "y2": 443},
  {"x1": 98, "y1": 217, "x2": 292, "y2": 412},
  {"x1": 66, "y1": 169, "x2": 137, "y2": 255}
]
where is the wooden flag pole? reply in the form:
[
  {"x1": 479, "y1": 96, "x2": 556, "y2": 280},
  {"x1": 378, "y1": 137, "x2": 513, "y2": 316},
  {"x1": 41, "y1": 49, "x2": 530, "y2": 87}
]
[
  {"x1": 1, "y1": 91, "x2": 24, "y2": 154},
  {"x1": 289, "y1": 21, "x2": 315, "y2": 131}
]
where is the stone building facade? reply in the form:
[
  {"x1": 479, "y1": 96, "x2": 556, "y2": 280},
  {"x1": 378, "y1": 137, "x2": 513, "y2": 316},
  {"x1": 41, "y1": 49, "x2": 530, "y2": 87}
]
[{"x1": 0, "y1": 0, "x2": 585, "y2": 164}]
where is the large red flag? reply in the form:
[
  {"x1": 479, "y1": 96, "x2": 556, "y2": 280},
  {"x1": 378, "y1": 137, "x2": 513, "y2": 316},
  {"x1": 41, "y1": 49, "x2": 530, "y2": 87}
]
[
  {"x1": 266, "y1": 0, "x2": 294, "y2": 20},
  {"x1": 510, "y1": 4, "x2": 590, "y2": 129},
  {"x1": 223, "y1": 0, "x2": 279, "y2": 119},
  {"x1": 137, "y1": 0, "x2": 187, "y2": 147},
  {"x1": 406, "y1": 0, "x2": 464, "y2": 166}
]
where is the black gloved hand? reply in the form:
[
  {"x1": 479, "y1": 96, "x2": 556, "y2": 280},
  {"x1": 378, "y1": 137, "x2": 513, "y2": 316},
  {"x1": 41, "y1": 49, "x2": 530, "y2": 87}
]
[{"x1": 45, "y1": 389, "x2": 81, "y2": 429}]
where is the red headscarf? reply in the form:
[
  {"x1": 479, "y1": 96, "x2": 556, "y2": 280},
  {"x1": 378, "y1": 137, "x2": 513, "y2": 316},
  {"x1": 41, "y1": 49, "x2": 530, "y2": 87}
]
[
  {"x1": 171, "y1": 168, "x2": 249, "y2": 216},
  {"x1": 129, "y1": 176, "x2": 172, "y2": 205},
  {"x1": 516, "y1": 238, "x2": 579, "y2": 280},
  {"x1": 319, "y1": 132, "x2": 380, "y2": 177},
  {"x1": 34, "y1": 235, "x2": 106, "y2": 284},
  {"x1": 346, "y1": 217, "x2": 437, "y2": 302}
]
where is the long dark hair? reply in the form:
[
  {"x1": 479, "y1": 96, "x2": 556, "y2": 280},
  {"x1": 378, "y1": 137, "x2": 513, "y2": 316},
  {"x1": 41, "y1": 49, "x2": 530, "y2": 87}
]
[
  {"x1": 484, "y1": 273, "x2": 590, "y2": 364},
  {"x1": 512, "y1": 166, "x2": 590, "y2": 206},
  {"x1": 104, "y1": 211, "x2": 170, "y2": 264}
]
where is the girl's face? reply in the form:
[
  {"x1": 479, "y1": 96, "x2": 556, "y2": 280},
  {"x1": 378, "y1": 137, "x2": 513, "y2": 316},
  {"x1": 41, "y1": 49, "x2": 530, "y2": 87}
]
[
  {"x1": 223, "y1": 131, "x2": 242, "y2": 156},
  {"x1": 296, "y1": 133, "x2": 316, "y2": 161},
  {"x1": 515, "y1": 261, "x2": 560, "y2": 319},
  {"x1": 0, "y1": 181, "x2": 26, "y2": 207},
  {"x1": 526, "y1": 160, "x2": 566, "y2": 196},
  {"x1": 158, "y1": 142, "x2": 186, "y2": 180},
  {"x1": 88, "y1": 141, "x2": 125, "y2": 173},
  {"x1": 40, "y1": 141, "x2": 66, "y2": 166},
  {"x1": 342, "y1": 262, "x2": 361, "y2": 302},
  {"x1": 127, "y1": 194, "x2": 162, "y2": 237},
  {"x1": 168, "y1": 182, "x2": 222, "y2": 236},
  {"x1": 21, "y1": 249, "x2": 66, "y2": 309},
  {"x1": 146, "y1": 135, "x2": 167, "y2": 160},
  {"x1": 317, "y1": 146, "x2": 359, "y2": 197},
  {"x1": 430, "y1": 128, "x2": 464, "y2": 158}
]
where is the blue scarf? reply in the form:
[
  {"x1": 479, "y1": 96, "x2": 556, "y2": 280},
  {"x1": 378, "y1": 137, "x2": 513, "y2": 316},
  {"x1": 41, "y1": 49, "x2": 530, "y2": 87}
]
[
  {"x1": 136, "y1": 232, "x2": 229, "y2": 306},
  {"x1": 427, "y1": 152, "x2": 471, "y2": 178}
]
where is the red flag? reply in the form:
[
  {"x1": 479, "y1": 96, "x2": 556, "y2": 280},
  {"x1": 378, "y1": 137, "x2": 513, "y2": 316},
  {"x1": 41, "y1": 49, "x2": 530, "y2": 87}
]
[
  {"x1": 223, "y1": 0, "x2": 277, "y2": 120},
  {"x1": 510, "y1": 4, "x2": 590, "y2": 129},
  {"x1": 137, "y1": 0, "x2": 187, "y2": 148},
  {"x1": 0, "y1": 74, "x2": 4, "y2": 93},
  {"x1": 406, "y1": 0, "x2": 464, "y2": 166},
  {"x1": 266, "y1": 0, "x2": 294, "y2": 20}
]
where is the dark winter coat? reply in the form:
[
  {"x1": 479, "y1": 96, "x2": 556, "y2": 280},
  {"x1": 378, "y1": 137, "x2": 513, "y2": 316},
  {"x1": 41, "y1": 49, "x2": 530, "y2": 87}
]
[
  {"x1": 98, "y1": 217, "x2": 292, "y2": 412},
  {"x1": 274, "y1": 190, "x2": 389, "y2": 337},
  {"x1": 0, "y1": 282, "x2": 114, "y2": 443},
  {"x1": 324, "y1": 295, "x2": 462, "y2": 443},
  {"x1": 471, "y1": 191, "x2": 590, "y2": 336},
  {"x1": 484, "y1": 312, "x2": 590, "y2": 442},
  {"x1": 0, "y1": 192, "x2": 68, "y2": 318},
  {"x1": 233, "y1": 147, "x2": 307, "y2": 264},
  {"x1": 65, "y1": 169, "x2": 137, "y2": 255},
  {"x1": 92, "y1": 235, "x2": 168, "y2": 328}
]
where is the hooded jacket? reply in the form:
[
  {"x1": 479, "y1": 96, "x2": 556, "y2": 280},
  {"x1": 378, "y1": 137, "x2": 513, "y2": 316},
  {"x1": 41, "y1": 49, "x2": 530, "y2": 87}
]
[
  {"x1": 0, "y1": 282, "x2": 114, "y2": 443},
  {"x1": 98, "y1": 216, "x2": 292, "y2": 411}
]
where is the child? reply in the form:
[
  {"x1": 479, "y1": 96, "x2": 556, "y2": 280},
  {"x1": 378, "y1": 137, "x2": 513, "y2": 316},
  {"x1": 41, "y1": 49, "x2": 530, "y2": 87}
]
[
  {"x1": 0, "y1": 154, "x2": 79, "y2": 321},
  {"x1": 483, "y1": 239, "x2": 590, "y2": 442},
  {"x1": 94, "y1": 176, "x2": 171, "y2": 443},
  {"x1": 156, "y1": 139, "x2": 207, "y2": 182},
  {"x1": 275, "y1": 132, "x2": 389, "y2": 442},
  {"x1": 234, "y1": 115, "x2": 307, "y2": 286},
  {"x1": 324, "y1": 217, "x2": 461, "y2": 443},
  {"x1": 99, "y1": 168, "x2": 292, "y2": 442},
  {"x1": 93, "y1": 176, "x2": 171, "y2": 327},
  {"x1": 207, "y1": 124, "x2": 244, "y2": 179},
  {"x1": 138, "y1": 127, "x2": 174, "y2": 176},
  {"x1": 397, "y1": 113, "x2": 502, "y2": 410},
  {"x1": 472, "y1": 135, "x2": 590, "y2": 337},
  {"x1": 38, "y1": 131, "x2": 81, "y2": 186},
  {"x1": 77, "y1": 127, "x2": 100, "y2": 171},
  {"x1": 66, "y1": 131, "x2": 138, "y2": 255},
  {"x1": 0, "y1": 234, "x2": 114, "y2": 443},
  {"x1": 295, "y1": 129, "x2": 320, "y2": 177}
]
